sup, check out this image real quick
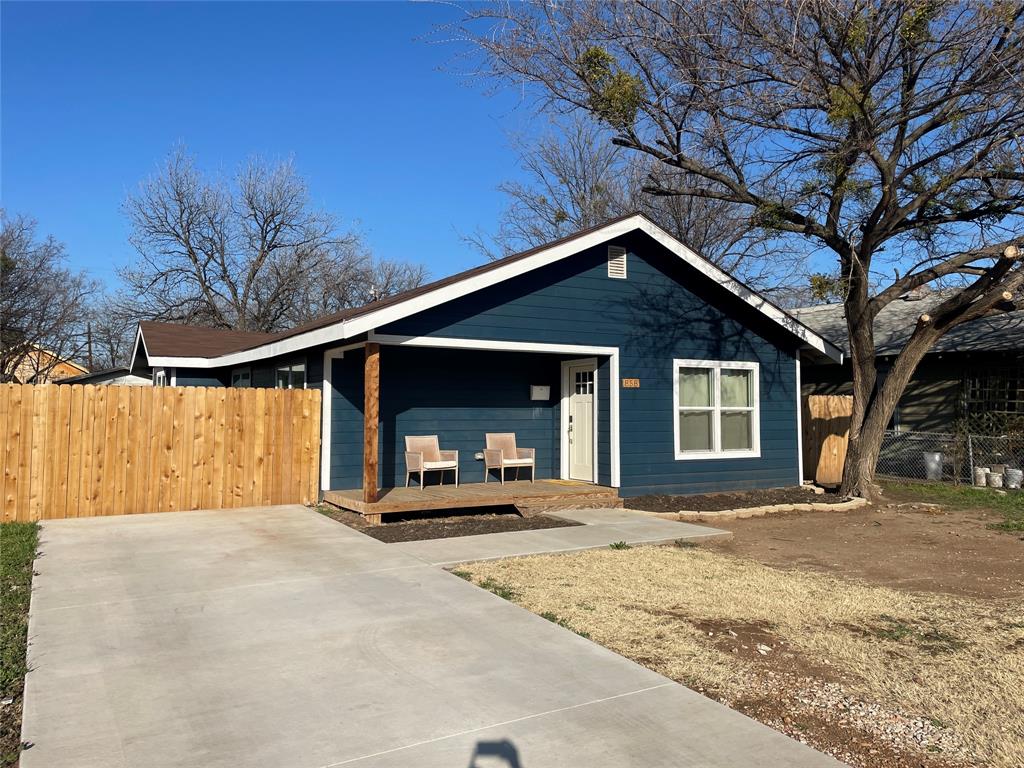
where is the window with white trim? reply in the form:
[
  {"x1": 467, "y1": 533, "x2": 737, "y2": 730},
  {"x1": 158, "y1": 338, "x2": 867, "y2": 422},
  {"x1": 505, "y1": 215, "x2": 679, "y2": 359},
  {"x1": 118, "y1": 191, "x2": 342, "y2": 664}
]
[
  {"x1": 673, "y1": 359, "x2": 759, "y2": 459},
  {"x1": 231, "y1": 367, "x2": 251, "y2": 388},
  {"x1": 275, "y1": 361, "x2": 305, "y2": 389},
  {"x1": 153, "y1": 369, "x2": 166, "y2": 387}
]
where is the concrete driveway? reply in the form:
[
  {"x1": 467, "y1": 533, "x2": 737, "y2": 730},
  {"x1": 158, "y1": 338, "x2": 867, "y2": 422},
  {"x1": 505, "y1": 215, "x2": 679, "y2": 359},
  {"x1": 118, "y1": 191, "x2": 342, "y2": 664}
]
[{"x1": 22, "y1": 506, "x2": 841, "y2": 768}]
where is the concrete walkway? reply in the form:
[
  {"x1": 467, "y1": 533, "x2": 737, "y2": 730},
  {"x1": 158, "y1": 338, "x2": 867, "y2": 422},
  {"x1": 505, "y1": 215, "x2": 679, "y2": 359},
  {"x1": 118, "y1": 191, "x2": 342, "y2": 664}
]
[
  {"x1": 22, "y1": 506, "x2": 841, "y2": 768},
  {"x1": 393, "y1": 507, "x2": 729, "y2": 565}
]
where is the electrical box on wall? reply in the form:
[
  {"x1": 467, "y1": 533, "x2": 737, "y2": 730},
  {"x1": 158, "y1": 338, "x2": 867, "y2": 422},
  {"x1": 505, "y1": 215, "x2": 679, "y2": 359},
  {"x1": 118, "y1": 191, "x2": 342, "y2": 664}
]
[{"x1": 530, "y1": 385, "x2": 550, "y2": 401}]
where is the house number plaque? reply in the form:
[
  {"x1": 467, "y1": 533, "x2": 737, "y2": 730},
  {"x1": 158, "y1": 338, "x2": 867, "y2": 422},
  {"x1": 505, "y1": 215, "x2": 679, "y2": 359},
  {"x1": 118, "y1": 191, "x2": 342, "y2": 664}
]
[{"x1": 622, "y1": 378, "x2": 640, "y2": 388}]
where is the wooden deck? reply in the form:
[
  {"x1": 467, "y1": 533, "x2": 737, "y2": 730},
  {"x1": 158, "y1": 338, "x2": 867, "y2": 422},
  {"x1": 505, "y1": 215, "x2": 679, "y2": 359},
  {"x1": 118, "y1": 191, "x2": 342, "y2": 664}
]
[{"x1": 322, "y1": 480, "x2": 621, "y2": 524}]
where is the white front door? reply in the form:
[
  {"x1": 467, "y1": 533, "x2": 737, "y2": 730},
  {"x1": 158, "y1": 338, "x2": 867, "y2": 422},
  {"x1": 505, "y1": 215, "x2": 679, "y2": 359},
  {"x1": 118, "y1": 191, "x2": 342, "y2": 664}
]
[{"x1": 567, "y1": 362, "x2": 596, "y2": 482}]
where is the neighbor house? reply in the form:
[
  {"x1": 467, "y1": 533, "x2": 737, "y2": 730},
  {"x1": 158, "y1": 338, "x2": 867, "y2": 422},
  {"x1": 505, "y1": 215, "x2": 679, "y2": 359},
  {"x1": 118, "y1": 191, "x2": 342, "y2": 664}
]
[
  {"x1": 8, "y1": 344, "x2": 88, "y2": 384},
  {"x1": 793, "y1": 293, "x2": 1024, "y2": 433},
  {"x1": 128, "y1": 214, "x2": 841, "y2": 500},
  {"x1": 56, "y1": 366, "x2": 152, "y2": 386}
]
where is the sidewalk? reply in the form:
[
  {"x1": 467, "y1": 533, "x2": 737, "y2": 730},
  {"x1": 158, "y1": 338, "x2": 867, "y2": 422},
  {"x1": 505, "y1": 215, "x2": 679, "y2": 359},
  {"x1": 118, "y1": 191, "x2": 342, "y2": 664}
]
[{"x1": 391, "y1": 507, "x2": 729, "y2": 566}]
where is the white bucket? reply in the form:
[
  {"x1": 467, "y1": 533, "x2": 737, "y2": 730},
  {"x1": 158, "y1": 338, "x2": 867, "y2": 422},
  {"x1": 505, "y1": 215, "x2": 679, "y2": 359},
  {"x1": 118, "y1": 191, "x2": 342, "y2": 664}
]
[
  {"x1": 923, "y1": 452, "x2": 943, "y2": 481},
  {"x1": 1006, "y1": 468, "x2": 1023, "y2": 490},
  {"x1": 974, "y1": 467, "x2": 990, "y2": 487},
  {"x1": 988, "y1": 472, "x2": 1004, "y2": 489}
]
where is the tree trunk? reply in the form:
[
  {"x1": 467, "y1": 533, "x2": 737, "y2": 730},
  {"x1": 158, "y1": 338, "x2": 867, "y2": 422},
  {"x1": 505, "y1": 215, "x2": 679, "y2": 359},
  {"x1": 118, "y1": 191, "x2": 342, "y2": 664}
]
[{"x1": 840, "y1": 327, "x2": 938, "y2": 499}]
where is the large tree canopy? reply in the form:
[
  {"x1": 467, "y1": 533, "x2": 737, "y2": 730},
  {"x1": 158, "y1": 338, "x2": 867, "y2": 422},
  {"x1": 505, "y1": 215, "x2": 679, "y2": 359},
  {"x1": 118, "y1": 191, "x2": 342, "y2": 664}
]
[
  {"x1": 461, "y1": 0, "x2": 1024, "y2": 497},
  {"x1": 120, "y1": 148, "x2": 426, "y2": 335}
]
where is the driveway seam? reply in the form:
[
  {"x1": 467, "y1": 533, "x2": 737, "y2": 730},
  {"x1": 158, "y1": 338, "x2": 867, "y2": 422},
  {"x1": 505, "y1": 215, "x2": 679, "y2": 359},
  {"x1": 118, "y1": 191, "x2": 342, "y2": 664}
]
[{"x1": 318, "y1": 682, "x2": 677, "y2": 767}]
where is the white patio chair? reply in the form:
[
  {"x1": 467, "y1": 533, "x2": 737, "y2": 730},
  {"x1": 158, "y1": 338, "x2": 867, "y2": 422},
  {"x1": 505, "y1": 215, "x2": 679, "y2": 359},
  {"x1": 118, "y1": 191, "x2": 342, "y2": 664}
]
[
  {"x1": 483, "y1": 433, "x2": 535, "y2": 484},
  {"x1": 405, "y1": 435, "x2": 459, "y2": 487}
]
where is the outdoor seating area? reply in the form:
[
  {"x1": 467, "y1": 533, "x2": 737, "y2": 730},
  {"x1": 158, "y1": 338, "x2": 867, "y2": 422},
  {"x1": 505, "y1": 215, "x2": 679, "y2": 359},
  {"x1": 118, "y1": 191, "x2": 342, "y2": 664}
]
[{"x1": 402, "y1": 432, "x2": 538, "y2": 488}]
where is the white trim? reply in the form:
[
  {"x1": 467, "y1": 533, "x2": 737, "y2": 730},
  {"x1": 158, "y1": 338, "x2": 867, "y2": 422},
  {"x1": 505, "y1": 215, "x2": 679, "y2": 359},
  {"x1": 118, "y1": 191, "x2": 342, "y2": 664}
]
[
  {"x1": 169, "y1": 367, "x2": 177, "y2": 387},
  {"x1": 320, "y1": 342, "x2": 368, "y2": 491},
  {"x1": 561, "y1": 358, "x2": 599, "y2": 483},
  {"x1": 136, "y1": 214, "x2": 841, "y2": 370},
  {"x1": 369, "y1": 333, "x2": 620, "y2": 488},
  {"x1": 128, "y1": 325, "x2": 147, "y2": 373},
  {"x1": 673, "y1": 358, "x2": 761, "y2": 460},
  {"x1": 795, "y1": 353, "x2": 804, "y2": 485}
]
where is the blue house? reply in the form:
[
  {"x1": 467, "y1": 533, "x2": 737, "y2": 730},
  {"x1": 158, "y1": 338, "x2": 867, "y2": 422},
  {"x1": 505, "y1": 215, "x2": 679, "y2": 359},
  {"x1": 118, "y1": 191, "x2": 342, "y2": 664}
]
[{"x1": 129, "y1": 214, "x2": 841, "y2": 516}]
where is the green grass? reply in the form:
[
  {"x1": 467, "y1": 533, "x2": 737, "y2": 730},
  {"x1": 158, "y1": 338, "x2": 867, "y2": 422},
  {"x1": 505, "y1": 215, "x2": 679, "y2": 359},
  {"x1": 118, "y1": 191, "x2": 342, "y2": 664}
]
[
  {"x1": 538, "y1": 610, "x2": 592, "y2": 640},
  {"x1": 1, "y1": 522, "x2": 39, "y2": 768},
  {"x1": 882, "y1": 481, "x2": 1024, "y2": 531},
  {"x1": 868, "y1": 614, "x2": 966, "y2": 655},
  {"x1": 608, "y1": 541, "x2": 631, "y2": 550},
  {"x1": 477, "y1": 577, "x2": 518, "y2": 601}
]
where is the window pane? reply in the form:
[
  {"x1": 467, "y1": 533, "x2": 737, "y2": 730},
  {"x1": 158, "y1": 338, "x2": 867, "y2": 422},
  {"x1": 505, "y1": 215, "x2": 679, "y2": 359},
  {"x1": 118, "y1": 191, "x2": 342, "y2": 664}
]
[
  {"x1": 289, "y1": 369, "x2": 304, "y2": 389},
  {"x1": 721, "y1": 411, "x2": 752, "y2": 450},
  {"x1": 276, "y1": 369, "x2": 290, "y2": 389},
  {"x1": 721, "y1": 369, "x2": 751, "y2": 407},
  {"x1": 679, "y1": 367, "x2": 712, "y2": 407},
  {"x1": 679, "y1": 411, "x2": 713, "y2": 452}
]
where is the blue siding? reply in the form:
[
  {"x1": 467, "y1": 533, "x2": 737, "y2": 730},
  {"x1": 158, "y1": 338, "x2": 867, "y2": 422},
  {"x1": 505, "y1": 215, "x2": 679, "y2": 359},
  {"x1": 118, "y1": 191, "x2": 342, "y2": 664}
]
[
  {"x1": 173, "y1": 231, "x2": 802, "y2": 497},
  {"x1": 331, "y1": 347, "x2": 565, "y2": 489},
  {"x1": 377, "y1": 231, "x2": 800, "y2": 496}
]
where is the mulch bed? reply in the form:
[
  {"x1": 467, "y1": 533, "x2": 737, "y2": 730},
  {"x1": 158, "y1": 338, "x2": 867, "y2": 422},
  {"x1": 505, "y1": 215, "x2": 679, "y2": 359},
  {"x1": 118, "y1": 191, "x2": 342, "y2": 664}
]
[
  {"x1": 625, "y1": 486, "x2": 847, "y2": 513},
  {"x1": 318, "y1": 504, "x2": 581, "y2": 543}
]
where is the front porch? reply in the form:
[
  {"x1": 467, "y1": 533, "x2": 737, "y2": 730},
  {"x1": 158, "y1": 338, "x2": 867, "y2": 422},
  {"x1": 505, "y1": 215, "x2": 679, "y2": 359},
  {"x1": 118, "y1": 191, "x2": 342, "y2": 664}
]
[{"x1": 323, "y1": 479, "x2": 621, "y2": 524}]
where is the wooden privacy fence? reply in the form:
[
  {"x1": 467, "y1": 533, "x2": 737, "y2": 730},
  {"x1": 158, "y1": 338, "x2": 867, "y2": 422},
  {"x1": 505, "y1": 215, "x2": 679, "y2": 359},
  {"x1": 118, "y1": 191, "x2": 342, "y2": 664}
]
[
  {"x1": 1, "y1": 384, "x2": 320, "y2": 522},
  {"x1": 802, "y1": 394, "x2": 853, "y2": 487}
]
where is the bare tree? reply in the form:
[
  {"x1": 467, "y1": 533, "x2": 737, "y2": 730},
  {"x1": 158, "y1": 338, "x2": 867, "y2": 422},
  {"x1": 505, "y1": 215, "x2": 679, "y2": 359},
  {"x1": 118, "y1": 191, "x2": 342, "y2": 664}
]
[
  {"x1": 0, "y1": 212, "x2": 96, "y2": 382},
  {"x1": 460, "y1": 0, "x2": 1024, "y2": 498},
  {"x1": 474, "y1": 116, "x2": 801, "y2": 288},
  {"x1": 122, "y1": 147, "x2": 425, "y2": 334},
  {"x1": 85, "y1": 293, "x2": 139, "y2": 370}
]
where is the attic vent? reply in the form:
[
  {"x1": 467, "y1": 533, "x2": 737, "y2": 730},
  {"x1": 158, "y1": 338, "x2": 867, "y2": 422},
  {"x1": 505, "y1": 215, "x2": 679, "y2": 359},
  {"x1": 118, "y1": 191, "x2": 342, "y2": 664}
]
[{"x1": 607, "y1": 246, "x2": 627, "y2": 279}]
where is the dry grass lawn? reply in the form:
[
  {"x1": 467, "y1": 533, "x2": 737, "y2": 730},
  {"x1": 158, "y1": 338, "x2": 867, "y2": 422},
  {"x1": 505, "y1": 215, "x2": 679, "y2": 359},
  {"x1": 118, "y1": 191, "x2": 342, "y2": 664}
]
[{"x1": 456, "y1": 546, "x2": 1024, "y2": 768}]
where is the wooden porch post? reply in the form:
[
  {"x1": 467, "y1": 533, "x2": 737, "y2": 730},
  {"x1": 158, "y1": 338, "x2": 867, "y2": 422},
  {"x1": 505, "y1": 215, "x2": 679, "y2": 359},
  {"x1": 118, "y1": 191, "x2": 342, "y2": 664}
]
[{"x1": 363, "y1": 342, "x2": 380, "y2": 504}]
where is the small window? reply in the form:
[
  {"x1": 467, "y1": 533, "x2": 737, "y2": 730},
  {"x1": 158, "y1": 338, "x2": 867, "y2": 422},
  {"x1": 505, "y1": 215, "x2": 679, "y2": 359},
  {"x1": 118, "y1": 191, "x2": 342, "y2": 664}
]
[
  {"x1": 607, "y1": 245, "x2": 627, "y2": 278},
  {"x1": 275, "y1": 361, "x2": 306, "y2": 390},
  {"x1": 153, "y1": 369, "x2": 167, "y2": 387},
  {"x1": 674, "y1": 359, "x2": 760, "y2": 459},
  {"x1": 231, "y1": 367, "x2": 251, "y2": 388}
]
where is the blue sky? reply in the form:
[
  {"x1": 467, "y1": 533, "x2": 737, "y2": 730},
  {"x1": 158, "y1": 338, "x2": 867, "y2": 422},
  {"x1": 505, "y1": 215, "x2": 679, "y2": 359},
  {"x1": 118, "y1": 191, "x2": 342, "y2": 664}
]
[{"x1": 2, "y1": 1, "x2": 542, "y2": 285}]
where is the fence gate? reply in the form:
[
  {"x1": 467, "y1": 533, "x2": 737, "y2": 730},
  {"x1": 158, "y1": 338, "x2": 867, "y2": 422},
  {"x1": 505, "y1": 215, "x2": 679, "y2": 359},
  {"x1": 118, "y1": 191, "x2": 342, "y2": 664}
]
[
  {"x1": 802, "y1": 394, "x2": 853, "y2": 487},
  {"x1": 1, "y1": 384, "x2": 321, "y2": 522}
]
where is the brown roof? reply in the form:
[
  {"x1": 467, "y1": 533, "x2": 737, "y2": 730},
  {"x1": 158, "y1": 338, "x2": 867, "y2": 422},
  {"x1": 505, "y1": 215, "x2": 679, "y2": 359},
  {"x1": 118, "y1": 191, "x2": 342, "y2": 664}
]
[{"x1": 138, "y1": 321, "x2": 273, "y2": 359}]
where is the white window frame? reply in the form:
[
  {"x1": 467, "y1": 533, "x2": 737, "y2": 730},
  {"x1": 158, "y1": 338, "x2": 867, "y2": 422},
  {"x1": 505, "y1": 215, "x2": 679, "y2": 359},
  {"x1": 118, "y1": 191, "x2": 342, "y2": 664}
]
[
  {"x1": 231, "y1": 366, "x2": 252, "y2": 388},
  {"x1": 153, "y1": 368, "x2": 167, "y2": 387},
  {"x1": 673, "y1": 359, "x2": 760, "y2": 460},
  {"x1": 275, "y1": 361, "x2": 306, "y2": 390}
]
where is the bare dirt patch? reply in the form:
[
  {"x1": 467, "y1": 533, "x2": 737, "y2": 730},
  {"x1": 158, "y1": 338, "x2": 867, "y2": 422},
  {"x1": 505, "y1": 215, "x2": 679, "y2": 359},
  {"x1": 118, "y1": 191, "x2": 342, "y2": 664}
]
[
  {"x1": 457, "y1": 546, "x2": 1024, "y2": 768},
  {"x1": 704, "y1": 505, "x2": 1024, "y2": 599},
  {"x1": 318, "y1": 505, "x2": 580, "y2": 542},
  {"x1": 625, "y1": 485, "x2": 849, "y2": 513}
]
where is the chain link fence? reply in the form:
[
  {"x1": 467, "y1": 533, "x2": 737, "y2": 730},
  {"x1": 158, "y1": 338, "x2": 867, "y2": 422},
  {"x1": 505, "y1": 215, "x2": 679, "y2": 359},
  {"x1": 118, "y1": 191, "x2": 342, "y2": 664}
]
[{"x1": 877, "y1": 430, "x2": 1024, "y2": 487}]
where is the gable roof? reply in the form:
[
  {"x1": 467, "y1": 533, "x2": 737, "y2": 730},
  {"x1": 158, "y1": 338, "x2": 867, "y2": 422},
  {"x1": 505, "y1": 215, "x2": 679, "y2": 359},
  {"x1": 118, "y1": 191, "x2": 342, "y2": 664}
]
[
  {"x1": 792, "y1": 294, "x2": 1024, "y2": 357},
  {"x1": 136, "y1": 320, "x2": 274, "y2": 358},
  {"x1": 132, "y1": 213, "x2": 843, "y2": 369}
]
